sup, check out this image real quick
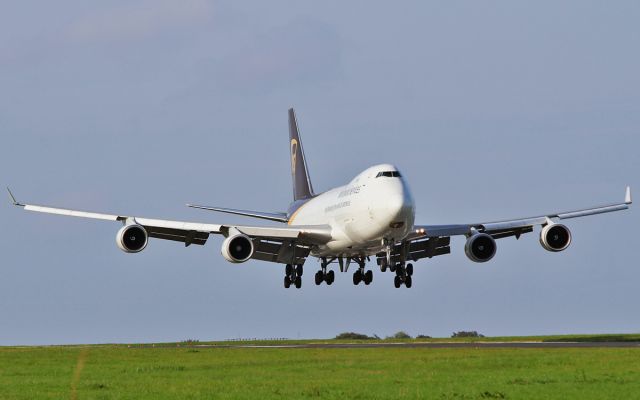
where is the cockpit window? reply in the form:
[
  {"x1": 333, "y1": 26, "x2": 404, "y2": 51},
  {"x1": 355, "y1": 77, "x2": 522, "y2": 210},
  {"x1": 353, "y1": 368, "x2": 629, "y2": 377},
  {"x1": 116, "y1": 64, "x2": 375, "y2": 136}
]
[{"x1": 376, "y1": 171, "x2": 401, "y2": 178}]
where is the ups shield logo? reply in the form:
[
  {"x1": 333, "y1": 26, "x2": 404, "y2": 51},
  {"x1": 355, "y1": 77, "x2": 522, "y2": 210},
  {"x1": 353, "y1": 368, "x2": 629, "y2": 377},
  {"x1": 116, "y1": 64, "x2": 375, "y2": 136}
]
[{"x1": 291, "y1": 139, "x2": 298, "y2": 175}]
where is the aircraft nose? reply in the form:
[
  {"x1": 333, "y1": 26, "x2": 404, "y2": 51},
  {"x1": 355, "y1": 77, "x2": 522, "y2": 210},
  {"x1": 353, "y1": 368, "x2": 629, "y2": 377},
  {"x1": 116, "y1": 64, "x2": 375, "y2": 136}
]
[
  {"x1": 387, "y1": 191, "x2": 404, "y2": 215},
  {"x1": 384, "y1": 181, "x2": 413, "y2": 222}
]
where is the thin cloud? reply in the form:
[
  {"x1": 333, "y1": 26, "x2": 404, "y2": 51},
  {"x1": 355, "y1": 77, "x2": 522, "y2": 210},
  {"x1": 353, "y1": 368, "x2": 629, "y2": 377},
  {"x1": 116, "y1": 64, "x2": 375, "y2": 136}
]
[
  {"x1": 65, "y1": 0, "x2": 214, "y2": 43},
  {"x1": 198, "y1": 18, "x2": 343, "y2": 93}
]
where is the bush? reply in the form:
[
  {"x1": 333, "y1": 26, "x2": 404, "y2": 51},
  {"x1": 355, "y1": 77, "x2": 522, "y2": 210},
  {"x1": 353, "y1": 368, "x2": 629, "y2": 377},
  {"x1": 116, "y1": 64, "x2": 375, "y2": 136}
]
[
  {"x1": 334, "y1": 332, "x2": 373, "y2": 340},
  {"x1": 451, "y1": 331, "x2": 485, "y2": 338},
  {"x1": 416, "y1": 335, "x2": 432, "y2": 339},
  {"x1": 387, "y1": 331, "x2": 412, "y2": 339}
]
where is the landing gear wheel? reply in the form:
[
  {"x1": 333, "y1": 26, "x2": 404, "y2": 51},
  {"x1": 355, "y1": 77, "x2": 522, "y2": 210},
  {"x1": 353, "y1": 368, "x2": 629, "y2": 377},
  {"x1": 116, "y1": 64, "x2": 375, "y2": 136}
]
[
  {"x1": 296, "y1": 264, "x2": 303, "y2": 276},
  {"x1": 394, "y1": 275, "x2": 402, "y2": 288},
  {"x1": 364, "y1": 270, "x2": 373, "y2": 285},
  {"x1": 405, "y1": 275, "x2": 412, "y2": 288},
  {"x1": 380, "y1": 264, "x2": 387, "y2": 272},
  {"x1": 406, "y1": 263, "x2": 413, "y2": 276},
  {"x1": 294, "y1": 276, "x2": 302, "y2": 289},
  {"x1": 315, "y1": 271, "x2": 323, "y2": 285},
  {"x1": 285, "y1": 264, "x2": 293, "y2": 276},
  {"x1": 390, "y1": 264, "x2": 397, "y2": 273},
  {"x1": 326, "y1": 270, "x2": 335, "y2": 285},
  {"x1": 284, "y1": 275, "x2": 291, "y2": 288},
  {"x1": 353, "y1": 270, "x2": 362, "y2": 285}
]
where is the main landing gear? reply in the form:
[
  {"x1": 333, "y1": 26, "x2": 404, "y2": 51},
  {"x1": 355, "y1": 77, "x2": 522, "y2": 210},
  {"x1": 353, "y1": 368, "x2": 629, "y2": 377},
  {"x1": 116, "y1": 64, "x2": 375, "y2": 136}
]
[
  {"x1": 353, "y1": 259, "x2": 373, "y2": 286},
  {"x1": 315, "y1": 260, "x2": 335, "y2": 286},
  {"x1": 393, "y1": 263, "x2": 413, "y2": 288},
  {"x1": 284, "y1": 264, "x2": 303, "y2": 289},
  {"x1": 353, "y1": 268, "x2": 373, "y2": 285}
]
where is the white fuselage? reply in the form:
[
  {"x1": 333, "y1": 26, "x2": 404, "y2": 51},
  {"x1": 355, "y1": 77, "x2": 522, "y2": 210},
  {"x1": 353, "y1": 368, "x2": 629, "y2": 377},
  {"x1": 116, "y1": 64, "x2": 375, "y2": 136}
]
[{"x1": 288, "y1": 164, "x2": 415, "y2": 257}]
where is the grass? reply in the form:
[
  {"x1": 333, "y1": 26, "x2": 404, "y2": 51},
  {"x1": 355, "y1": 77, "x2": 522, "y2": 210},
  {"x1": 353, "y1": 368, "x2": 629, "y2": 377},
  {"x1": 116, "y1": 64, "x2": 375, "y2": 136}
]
[{"x1": 1, "y1": 336, "x2": 640, "y2": 399}]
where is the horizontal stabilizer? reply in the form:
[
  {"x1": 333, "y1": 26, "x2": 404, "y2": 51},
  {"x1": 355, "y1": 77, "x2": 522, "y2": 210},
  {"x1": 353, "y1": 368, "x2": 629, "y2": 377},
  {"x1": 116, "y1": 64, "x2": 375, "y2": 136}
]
[{"x1": 187, "y1": 204, "x2": 289, "y2": 223}]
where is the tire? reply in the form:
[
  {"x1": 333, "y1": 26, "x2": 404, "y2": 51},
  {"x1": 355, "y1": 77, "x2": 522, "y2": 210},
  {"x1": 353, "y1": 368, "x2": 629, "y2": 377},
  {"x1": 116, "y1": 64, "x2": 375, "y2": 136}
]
[
  {"x1": 405, "y1": 275, "x2": 412, "y2": 288},
  {"x1": 284, "y1": 275, "x2": 291, "y2": 288},
  {"x1": 406, "y1": 263, "x2": 413, "y2": 276},
  {"x1": 326, "y1": 270, "x2": 335, "y2": 285},
  {"x1": 295, "y1": 276, "x2": 302, "y2": 289},
  {"x1": 285, "y1": 264, "x2": 293, "y2": 276},
  {"x1": 394, "y1": 276, "x2": 401, "y2": 288},
  {"x1": 390, "y1": 264, "x2": 396, "y2": 273},
  {"x1": 380, "y1": 264, "x2": 387, "y2": 272},
  {"x1": 365, "y1": 270, "x2": 373, "y2": 285},
  {"x1": 353, "y1": 271, "x2": 361, "y2": 285},
  {"x1": 296, "y1": 264, "x2": 304, "y2": 276},
  {"x1": 314, "y1": 271, "x2": 323, "y2": 285}
]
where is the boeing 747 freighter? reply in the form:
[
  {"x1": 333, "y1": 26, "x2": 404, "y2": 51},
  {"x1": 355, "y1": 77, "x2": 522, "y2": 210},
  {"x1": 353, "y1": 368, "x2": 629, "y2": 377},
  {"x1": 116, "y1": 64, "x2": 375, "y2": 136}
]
[{"x1": 9, "y1": 109, "x2": 632, "y2": 289}]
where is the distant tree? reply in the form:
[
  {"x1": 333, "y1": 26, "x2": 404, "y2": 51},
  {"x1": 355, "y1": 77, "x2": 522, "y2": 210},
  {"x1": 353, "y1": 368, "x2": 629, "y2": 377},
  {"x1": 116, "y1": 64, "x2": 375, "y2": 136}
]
[
  {"x1": 451, "y1": 331, "x2": 485, "y2": 338},
  {"x1": 416, "y1": 335, "x2": 432, "y2": 339},
  {"x1": 334, "y1": 332, "x2": 373, "y2": 340},
  {"x1": 387, "y1": 331, "x2": 412, "y2": 339}
]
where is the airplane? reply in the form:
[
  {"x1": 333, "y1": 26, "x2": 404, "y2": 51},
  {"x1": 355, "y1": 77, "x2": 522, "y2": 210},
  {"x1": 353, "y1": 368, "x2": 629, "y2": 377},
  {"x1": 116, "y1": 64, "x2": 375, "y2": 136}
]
[{"x1": 8, "y1": 108, "x2": 633, "y2": 289}]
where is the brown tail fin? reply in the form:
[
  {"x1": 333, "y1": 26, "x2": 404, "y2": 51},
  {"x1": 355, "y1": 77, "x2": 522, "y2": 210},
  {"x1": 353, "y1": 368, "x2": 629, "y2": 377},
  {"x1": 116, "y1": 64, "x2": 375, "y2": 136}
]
[{"x1": 288, "y1": 108, "x2": 315, "y2": 201}]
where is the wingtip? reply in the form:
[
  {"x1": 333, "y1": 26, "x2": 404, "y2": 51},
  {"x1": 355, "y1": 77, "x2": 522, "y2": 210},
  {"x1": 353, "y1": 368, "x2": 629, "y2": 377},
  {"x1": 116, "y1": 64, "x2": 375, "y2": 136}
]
[
  {"x1": 625, "y1": 186, "x2": 632, "y2": 204},
  {"x1": 6, "y1": 187, "x2": 23, "y2": 206}
]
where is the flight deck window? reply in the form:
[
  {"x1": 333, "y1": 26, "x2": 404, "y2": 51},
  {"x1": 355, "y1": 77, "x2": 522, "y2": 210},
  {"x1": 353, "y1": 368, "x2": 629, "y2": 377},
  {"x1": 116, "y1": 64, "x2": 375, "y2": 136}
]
[{"x1": 376, "y1": 171, "x2": 401, "y2": 178}]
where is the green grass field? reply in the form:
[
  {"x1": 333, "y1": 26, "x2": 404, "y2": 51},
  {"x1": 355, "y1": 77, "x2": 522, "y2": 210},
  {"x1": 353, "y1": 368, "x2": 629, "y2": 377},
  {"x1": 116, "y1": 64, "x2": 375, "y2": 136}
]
[{"x1": 1, "y1": 337, "x2": 640, "y2": 399}]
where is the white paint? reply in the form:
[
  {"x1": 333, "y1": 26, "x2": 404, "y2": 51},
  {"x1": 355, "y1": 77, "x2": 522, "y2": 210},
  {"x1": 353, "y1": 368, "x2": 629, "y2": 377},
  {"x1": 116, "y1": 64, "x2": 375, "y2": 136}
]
[{"x1": 289, "y1": 164, "x2": 414, "y2": 257}]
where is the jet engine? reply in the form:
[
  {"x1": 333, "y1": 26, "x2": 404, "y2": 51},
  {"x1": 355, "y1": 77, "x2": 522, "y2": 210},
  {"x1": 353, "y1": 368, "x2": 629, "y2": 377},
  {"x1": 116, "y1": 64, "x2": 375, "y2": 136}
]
[
  {"x1": 540, "y1": 223, "x2": 571, "y2": 252},
  {"x1": 221, "y1": 234, "x2": 254, "y2": 263},
  {"x1": 116, "y1": 224, "x2": 148, "y2": 253},
  {"x1": 464, "y1": 232, "x2": 497, "y2": 263}
]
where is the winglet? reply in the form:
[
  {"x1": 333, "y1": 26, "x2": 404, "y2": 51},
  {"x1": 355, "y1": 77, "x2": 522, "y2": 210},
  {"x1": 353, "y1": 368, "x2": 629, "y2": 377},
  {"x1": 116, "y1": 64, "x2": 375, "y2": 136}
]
[
  {"x1": 625, "y1": 186, "x2": 632, "y2": 204},
  {"x1": 7, "y1": 187, "x2": 24, "y2": 207}
]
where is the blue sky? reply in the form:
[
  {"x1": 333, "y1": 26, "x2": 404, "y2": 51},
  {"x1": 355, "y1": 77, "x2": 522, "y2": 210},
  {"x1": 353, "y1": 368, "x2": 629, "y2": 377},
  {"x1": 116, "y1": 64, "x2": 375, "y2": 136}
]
[{"x1": 1, "y1": 1, "x2": 639, "y2": 345}]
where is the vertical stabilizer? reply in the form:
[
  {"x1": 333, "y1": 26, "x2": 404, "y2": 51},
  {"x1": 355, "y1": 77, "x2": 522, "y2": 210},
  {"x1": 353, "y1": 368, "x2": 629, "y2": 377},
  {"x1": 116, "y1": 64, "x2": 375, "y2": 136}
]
[{"x1": 288, "y1": 108, "x2": 315, "y2": 201}]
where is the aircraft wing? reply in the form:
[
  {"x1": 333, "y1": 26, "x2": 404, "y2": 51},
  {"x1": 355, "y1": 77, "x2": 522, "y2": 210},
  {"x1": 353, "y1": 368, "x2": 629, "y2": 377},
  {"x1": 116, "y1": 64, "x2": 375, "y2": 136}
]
[
  {"x1": 7, "y1": 189, "x2": 332, "y2": 248},
  {"x1": 410, "y1": 186, "x2": 632, "y2": 240}
]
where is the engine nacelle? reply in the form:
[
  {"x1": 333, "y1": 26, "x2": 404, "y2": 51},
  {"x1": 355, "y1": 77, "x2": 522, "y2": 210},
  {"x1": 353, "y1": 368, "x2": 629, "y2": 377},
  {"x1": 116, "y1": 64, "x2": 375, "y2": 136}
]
[
  {"x1": 116, "y1": 224, "x2": 148, "y2": 253},
  {"x1": 221, "y1": 234, "x2": 254, "y2": 263},
  {"x1": 540, "y1": 223, "x2": 571, "y2": 252},
  {"x1": 464, "y1": 232, "x2": 497, "y2": 263}
]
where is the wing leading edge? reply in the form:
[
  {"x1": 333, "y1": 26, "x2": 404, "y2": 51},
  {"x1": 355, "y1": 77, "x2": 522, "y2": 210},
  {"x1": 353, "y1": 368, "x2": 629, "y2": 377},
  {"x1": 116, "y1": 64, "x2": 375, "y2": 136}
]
[
  {"x1": 8, "y1": 189, "x2": 332, "y2": 247},
  {"x1": 413, "y1": 186, "x2": 632, "y2": 239}
]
